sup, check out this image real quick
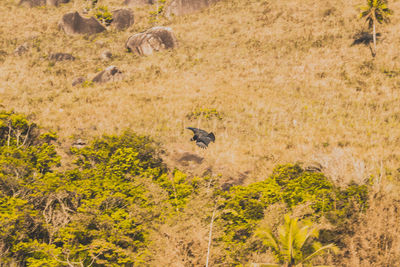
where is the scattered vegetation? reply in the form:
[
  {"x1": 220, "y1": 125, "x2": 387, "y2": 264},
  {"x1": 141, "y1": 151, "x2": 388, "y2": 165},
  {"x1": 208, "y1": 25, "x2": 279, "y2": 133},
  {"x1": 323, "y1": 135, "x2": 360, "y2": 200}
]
[
  {"x1": 94, "y1": 6, "x2": 113, "y2": 26},
  {"x1": 149, "y1": 0, "x2": 166, "y2": 24},
  {"x1": 186, "y1": 108, "x2": 223, "y2": 121},
  {"x1": 2, "y1": 0, "x2": 400, "y2": 265},
  {"x1": 0, "y1": 113, "x2": 372, "y2": 266}
]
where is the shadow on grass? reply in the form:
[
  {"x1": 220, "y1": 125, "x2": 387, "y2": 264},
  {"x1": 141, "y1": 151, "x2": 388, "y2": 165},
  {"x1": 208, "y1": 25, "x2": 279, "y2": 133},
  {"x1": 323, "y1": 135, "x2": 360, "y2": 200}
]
[{"x1": 351, "y1": 31, "x2": 381, "y2": 46}]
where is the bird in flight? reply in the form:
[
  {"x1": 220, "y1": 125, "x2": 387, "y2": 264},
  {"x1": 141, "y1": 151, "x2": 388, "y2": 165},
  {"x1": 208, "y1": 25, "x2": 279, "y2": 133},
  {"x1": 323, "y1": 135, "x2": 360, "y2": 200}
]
[{"x1": 186, "y1": 127, "x2": 215, "y2": 149}]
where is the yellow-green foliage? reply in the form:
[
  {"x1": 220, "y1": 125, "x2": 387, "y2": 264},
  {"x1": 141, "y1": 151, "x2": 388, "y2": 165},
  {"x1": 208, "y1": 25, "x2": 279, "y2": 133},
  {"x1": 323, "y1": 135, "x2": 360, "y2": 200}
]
[
  {"x1": 256, "y1": 214, "x2": 338, "y2": 266},
  {"x1": 94, "y1": 6, "x2": 113, "y2": 26},
  {"x1": 0, "y1": 113, "x2": 172, "y2": 265},
  {"x1": 218, "y1": 164, "x2": 367, "y2": 265}
]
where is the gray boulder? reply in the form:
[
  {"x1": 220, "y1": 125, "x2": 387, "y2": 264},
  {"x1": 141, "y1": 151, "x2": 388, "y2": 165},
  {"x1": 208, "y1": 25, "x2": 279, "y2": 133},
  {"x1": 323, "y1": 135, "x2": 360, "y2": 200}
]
[
  {"x1": 111, "y1": 9, "x2": 134, "y2": 31},
  {"x1": 126, "y1": 26, "x2": 177, "y2": 56},
  {"x1": 124, "y1": 0, "x2": 153, "y2": 6},
  {"x1": 165, "y1": 0, "x2": 220, "y2": 17},
  {"x1": 59, "y1": 12, "x2": 106, "y2": 35},
  {"x1": 49, "y1": 53, "x2": 75, "y2": 61},
  {"x1": 19, "y1": 0, "x2": 69, "y2": 7},
  {"x1": 92, "y1": 66, "x2": 123, "y2": 84}
]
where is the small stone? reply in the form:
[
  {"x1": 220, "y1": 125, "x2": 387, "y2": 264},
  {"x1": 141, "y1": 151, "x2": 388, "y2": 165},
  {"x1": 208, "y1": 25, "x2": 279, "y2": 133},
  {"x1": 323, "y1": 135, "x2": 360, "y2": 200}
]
[
  {"x1": 72, "y1": 77, "x2": 86, "y2": 86},
  {"x1": 101, "y1": 50, "x2": 112, "y2": 60},
  {"x1": 14, "y1": 43, "x2": 30, "y2": 55},
  {"x1": 92, "y1": 66, "x2": 123, "y2": 84}
]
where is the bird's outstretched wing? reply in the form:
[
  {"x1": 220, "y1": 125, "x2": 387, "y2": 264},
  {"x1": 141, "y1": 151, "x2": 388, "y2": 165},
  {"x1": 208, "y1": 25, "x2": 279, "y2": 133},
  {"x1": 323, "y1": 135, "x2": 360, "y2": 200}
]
[
  {"x1": 197, "y1": 135, "x2": 215, "y2": 148},
  {"x1": 186, "y1": 127, "x2": 208, "y2": 135},
  {"x1": 196, "y1": 140, "x2": 208, "y2": 149},
  {"x1": 186, "y1": 127, "x2": 198, "y2": 133}
]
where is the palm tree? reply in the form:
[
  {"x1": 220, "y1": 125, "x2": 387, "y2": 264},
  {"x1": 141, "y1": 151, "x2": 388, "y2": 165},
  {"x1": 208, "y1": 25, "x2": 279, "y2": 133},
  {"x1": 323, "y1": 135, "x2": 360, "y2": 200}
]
[
  {"x1": 359, "y1": 0, "x2": 393, "y2": 57},
  {"x1": 254, "y1": 215, "x2": 338, "y2": 267}
]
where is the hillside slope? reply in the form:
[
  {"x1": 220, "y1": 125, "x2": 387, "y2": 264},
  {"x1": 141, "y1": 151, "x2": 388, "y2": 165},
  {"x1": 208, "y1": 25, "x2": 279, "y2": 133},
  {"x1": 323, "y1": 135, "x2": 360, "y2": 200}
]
[
  {"x1": 1, "y1": 0, "x2": 400, "y2": 183},
  {"x1": 2, "y1": 0, "x2": 400, "y2": 265}
]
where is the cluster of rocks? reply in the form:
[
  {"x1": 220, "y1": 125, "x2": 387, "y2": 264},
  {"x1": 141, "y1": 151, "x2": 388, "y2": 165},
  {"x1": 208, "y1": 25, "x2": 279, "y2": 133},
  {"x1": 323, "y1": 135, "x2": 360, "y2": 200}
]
[
  {"x1": 17, "y1": 0, "x2": 220, "y2": 86},
  {"x1": 58, "y1": 9, "x2": 134, "y2": 35}
]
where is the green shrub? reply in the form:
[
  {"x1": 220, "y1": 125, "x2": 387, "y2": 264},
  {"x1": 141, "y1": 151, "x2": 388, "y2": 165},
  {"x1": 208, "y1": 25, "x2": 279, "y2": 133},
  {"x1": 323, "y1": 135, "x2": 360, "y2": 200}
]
[
  {"x1": 94, "y1": 6, "x2": 113, "y2": 26},
  {"x1": 0, "y1": 112, "x2": 370, "y2": 266},
  {"x1": 0, "y1": 114, "x2": 173, "y2": 265},
  {"x1": 218, "y1": 164, "x2": 368, "y2": 264}
]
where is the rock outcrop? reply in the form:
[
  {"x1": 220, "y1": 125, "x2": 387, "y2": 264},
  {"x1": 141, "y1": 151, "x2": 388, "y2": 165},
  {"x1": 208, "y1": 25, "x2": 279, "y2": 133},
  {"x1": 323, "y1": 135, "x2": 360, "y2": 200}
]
[
  {"x1": 111, "y1": 9, "x2": 134, "y2": 31},
  {"x1": 19, "y1": 0, "x2": 69, "y2": 7},
  {"x1": 59, "y1": 12, "x2": 106, "y2": 35},
  {"x1": 92, "y1": 66, "x2": 123, "y2": 84},
  {"x1": 164, "y1": 0, "x2": 220, "y2": 17},
  {"x1": 49, "y1": 53, "x2": 75, "y2": 61},
  {"x1": 126, "y1": 27, "x2": 177, "y2": 56}
]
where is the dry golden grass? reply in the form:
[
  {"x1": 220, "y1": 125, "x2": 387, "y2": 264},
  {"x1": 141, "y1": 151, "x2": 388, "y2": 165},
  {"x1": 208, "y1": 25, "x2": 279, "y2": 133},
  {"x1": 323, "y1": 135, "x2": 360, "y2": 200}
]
[
  {"x1": 2, "y1": 0, "x2": 400, "y2": 185},
  {"x1": 341, "y1": 185, "x2": 400, "y2": 266}
]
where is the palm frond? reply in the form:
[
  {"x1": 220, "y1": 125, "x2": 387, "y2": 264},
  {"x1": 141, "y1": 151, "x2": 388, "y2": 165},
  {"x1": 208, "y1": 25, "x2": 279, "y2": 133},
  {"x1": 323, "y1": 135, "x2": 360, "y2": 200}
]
[{"x1": 300, "y1": 243, "x2": 339, "y2": 265}]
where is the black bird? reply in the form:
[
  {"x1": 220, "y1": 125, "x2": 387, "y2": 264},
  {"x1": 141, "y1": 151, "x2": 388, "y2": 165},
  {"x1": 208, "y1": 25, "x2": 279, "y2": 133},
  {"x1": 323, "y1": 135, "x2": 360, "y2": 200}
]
[{"x1": 186, "y1": 127, "x2": 215, "y2": 149}]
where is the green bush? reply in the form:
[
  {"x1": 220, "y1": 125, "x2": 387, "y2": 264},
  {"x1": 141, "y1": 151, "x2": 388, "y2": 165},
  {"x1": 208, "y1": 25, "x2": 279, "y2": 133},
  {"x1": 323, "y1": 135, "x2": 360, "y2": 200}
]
[
  {"x1": 94, "y1": 6, "x2": 113, "y2": 26},
  {"x1": 218, "y1": 164, "x2": 368, "y2": 265},
  {"x1": 0, "y1": 113, "x2": 173, "y2": 265},
  {"x1": 0, "y1": 112, "x2": 370, "y2": 266}
]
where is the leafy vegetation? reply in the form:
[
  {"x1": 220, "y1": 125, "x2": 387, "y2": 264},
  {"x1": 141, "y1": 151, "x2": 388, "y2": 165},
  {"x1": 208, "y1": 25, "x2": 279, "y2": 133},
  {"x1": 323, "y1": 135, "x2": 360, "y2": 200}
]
[
  {"x1": 0, "y1": 112, "x2": 173, "y2": 265},
  {"x1": 94, "y1": 6, "x2": 113, "y2": 26},
  {"x1": 255, "y1": 214, "x2": 338, "y2": 267},
  {"x1": 217, "y1": 164, "x2": 367, "y2": 264},
  {"x1": 0, "y1": 112, "x2": 377, "y2": 266},
  {"x1": 1, "y1": 0, "x2": 400, "y2": 264}
]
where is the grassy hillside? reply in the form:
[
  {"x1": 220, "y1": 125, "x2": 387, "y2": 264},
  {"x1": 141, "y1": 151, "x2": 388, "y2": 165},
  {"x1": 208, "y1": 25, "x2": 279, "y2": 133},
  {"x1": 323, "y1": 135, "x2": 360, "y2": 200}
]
[
  {"x1": 1, "y1": 0, "x2": 400, "y2": 182},
  {"x1": 1, "y1": 0, "x2": 400, "y2": 265}
]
